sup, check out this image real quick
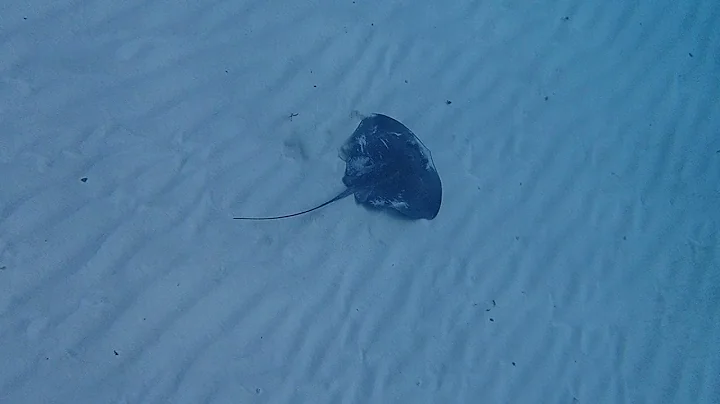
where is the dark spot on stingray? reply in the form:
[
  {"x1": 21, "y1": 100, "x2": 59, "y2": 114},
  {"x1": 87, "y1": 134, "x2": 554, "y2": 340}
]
[
  {"x1": 80, "y1": 177, "x2": 88, "y2": 183},
  {"x1": 234, "y1": 113, "x2": 442, "y2": 221}
]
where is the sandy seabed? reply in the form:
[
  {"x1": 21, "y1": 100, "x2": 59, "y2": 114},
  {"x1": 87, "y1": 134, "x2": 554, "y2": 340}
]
[{"x1": 1, "y1": 0, "x2": 719, "y2": 403}]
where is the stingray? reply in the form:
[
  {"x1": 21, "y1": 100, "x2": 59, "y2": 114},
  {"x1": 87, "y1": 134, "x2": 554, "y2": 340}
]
[{"x1": 233, "y1": 113, "x2": 442, "y2": 221}]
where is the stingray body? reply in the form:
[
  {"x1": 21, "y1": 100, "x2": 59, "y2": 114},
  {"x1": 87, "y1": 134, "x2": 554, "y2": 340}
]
[{"x1": 234, "y1": 113, "x2": 442, "y2": 221}]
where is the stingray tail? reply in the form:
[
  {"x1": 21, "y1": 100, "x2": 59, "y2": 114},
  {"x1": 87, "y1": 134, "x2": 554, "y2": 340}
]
[{"x1": 233, "y1": 188, "x2": 353, "y2": 220}]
